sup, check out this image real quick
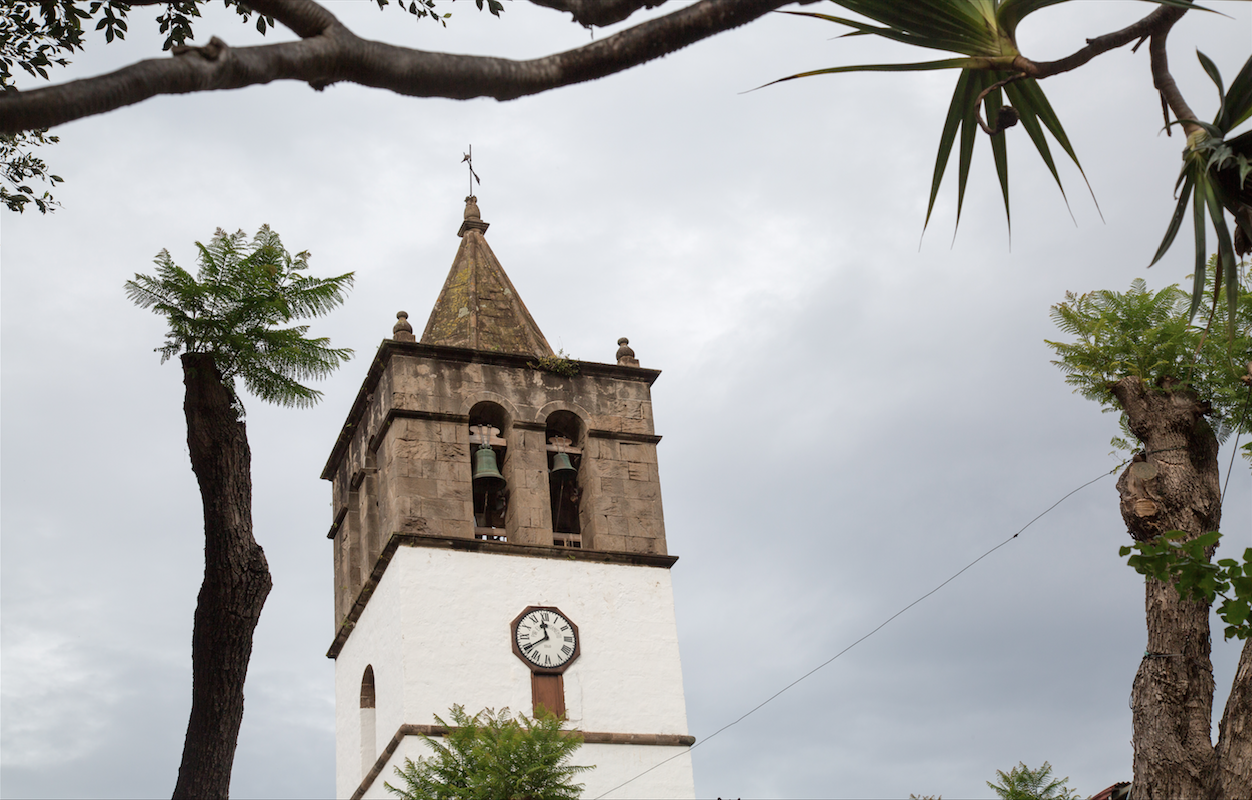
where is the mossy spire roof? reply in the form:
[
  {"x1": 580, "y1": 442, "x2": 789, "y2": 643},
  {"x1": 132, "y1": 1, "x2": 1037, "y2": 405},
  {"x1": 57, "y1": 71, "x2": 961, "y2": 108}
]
[{"x1": 420, "y1": 197, "x2": 555, "y2": 358}]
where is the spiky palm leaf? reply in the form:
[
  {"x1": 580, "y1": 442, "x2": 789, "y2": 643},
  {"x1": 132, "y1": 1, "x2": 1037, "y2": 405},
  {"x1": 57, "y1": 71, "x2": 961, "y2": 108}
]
[
  {"x1": 1149, "y1": 52, "x2": 1252, "y2": 328},
  {"x1": 771, "y1": 0, "x2": 1206, "y2": 240},
  {"x1": 125, "y1": 225, "x2": 354, "y2": 415}
]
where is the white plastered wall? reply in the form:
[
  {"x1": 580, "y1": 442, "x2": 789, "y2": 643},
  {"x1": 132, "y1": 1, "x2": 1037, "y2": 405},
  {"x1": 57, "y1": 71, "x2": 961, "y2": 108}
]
[{"x1": 334, "y1": 545, "x2": 694, "y2": 799}]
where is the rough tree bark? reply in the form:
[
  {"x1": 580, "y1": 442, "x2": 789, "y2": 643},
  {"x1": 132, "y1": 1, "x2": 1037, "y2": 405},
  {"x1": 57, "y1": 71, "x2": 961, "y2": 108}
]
[
  {"x1": 1216, "y1": 639, "x2": 1252, "y2": 798},
  {"x1": 0, "y1": 0, "x2": 809, "y2": 133},
  {"x1": 1111, "y1": 375, "x2": 1250, "y2": 800},
  {"x1": 0, "y1": 0, "x2": 1189, "y2": 135},
  {"x1": 173, "y1": 352, "x2": 273, "y2": 799}
]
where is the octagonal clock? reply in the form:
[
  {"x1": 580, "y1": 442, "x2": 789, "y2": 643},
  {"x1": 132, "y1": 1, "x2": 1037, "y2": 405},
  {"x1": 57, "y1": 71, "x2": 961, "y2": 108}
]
[{"x1": 511, "y1": 605, "x2": 580, "y2": 673}]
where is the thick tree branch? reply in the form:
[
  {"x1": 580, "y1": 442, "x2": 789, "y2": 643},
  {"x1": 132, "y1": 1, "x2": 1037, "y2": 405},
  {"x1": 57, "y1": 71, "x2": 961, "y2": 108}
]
[
  {"x1": 1148, "y1": 11, "x2": 1202, "y2": 137},
  {"x1": 0, "y1": 0, "x2": 802, "y2": 133},
  {"x1": 1012, "y1": 3, "x2": 1188, "y2": 80},
  {"x1": 246, "y1": 0, "x2": 342, "y2": 40}
]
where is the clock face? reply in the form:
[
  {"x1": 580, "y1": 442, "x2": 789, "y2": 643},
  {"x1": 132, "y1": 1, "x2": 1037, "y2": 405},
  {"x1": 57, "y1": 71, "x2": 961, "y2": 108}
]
[{"x1": 512, "y1": 607, "x2": 579, "y2": 672}]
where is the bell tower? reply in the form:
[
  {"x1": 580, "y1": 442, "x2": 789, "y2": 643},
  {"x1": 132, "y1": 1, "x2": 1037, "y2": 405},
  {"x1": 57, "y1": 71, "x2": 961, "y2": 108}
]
[{"x1": 322, "y1": 197, "x2": 695, "y2": 799}]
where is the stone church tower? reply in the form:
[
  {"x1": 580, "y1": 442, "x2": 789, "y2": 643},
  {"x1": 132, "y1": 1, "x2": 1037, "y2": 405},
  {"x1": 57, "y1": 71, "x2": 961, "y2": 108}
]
[{"x1": 321, "y1": 197, "x2": 695, "y2": 799}]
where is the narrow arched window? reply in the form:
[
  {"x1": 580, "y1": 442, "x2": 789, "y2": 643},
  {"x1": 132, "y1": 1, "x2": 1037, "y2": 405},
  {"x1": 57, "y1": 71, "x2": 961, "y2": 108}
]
[
  {"x1": 360, "y1": 665, "x2": 376, "y2": 777},
  {"x1": 546, "y1": 411, "x2": 583, "y2": 547},
  {"x1": 469, "y1": 402, "x2": 509, "y2": 541}
]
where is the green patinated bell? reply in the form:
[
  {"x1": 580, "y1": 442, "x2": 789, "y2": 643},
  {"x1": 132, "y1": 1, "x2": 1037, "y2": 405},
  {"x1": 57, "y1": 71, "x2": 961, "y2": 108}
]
[
  {"x1": 472, "y1": 442, "x2": 505, "y2": 489},
  {"x1": 550, "y1": 451, "x2": 577, "y2": 480}
]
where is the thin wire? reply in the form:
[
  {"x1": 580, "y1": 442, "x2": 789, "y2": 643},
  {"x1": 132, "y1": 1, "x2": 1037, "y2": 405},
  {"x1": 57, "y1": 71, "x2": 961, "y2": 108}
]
[
  {"x1": 592, "y1": 464, "x2": 1120, "y2": 799},
  {"x1": 1220, "y1": 381, "x2": 1252, "y2": 505}
]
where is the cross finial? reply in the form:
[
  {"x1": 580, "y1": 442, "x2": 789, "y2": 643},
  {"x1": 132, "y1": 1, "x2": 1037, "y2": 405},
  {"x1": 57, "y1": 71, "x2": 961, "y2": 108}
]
[{"x1": 461, "y1": 145, "x2": 481, "y2": 197}]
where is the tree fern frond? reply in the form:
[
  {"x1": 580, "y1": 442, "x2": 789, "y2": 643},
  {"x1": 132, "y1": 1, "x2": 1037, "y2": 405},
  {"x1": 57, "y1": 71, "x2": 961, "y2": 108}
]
[
  {"x1": 386, "y1": 705, "x2": 589, "y2": 800},
  {"x1": 127, "y1": 226, "x2": 355, "y2": 414},
  {"x1": 1047, "y1": 260, "x2": 1252, "y2": 435}
]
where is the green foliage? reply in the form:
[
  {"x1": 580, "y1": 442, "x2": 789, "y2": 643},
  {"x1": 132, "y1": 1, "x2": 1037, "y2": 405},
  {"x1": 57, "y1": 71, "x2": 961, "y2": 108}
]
[
  {"x1": 1, "y1": 1, "x2": 87, "y2": 85},
  {"x1": 1121, "y1": 532, "x2": 1252, "y2": 640},
  {"x1": 0, "y1": 1, "x2": 429, "y2": 57},
  {"x1": 1045, "y1": 262, "x2": 1252, "y2": 452},
  {"x1": 987, "y1": 761, "x2": 1078, "y2": 800},
  {"x1": 1049, "y1": 264, "x2": 1252, "y2": 639},
  {"x1": 1, "y1": 0, "x2": 79, "y2": 212},
  {"x1": 125, "y1": 226, "x2": 354, "y2": 415},
  {"x1": 770, "y1": 0, "x2": 1100, "y2": 236},
  {"x1": 529, "y1": 350, "x2": 581, "y2": 378},
  {"x1": 1149, "y1": 52, "x2": 1252, "y2": 325},
  {"x1": 1, "y1": 0, "x2": 499, "y2": 70},
  {"x1": 1, "y1": 130, "x2": 62, "y2": 213},
  {"x1": 473, "y1": 0, "x2": 507, "y2": 17},
  {"x1": 771, "y1": 0, "x2": 1251, "y2": 283},
  {"x1": 0, "y1": 2, "x2": 251, "y2": 74},
  {"x1": 385, "y1": 705, "x2": 590, "y2": 800}
]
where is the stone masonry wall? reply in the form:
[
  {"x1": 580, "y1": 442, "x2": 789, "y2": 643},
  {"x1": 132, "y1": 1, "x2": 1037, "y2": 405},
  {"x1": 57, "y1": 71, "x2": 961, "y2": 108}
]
[{"x1": 327, "y1": 344, "x2": 666, "y2": 623}]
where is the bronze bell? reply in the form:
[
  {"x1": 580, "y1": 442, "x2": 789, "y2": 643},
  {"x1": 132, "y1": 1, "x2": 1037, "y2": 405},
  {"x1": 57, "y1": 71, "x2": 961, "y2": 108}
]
[
  {"x1": 472, "y1": 442, "x2": 505, "y2": 489},
  {"x1": 550, "y1": 451, "x2": 577, "y2": 480}
]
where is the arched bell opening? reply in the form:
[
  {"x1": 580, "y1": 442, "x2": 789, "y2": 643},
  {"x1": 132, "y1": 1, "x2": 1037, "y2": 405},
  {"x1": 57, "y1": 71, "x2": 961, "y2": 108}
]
[
  {"x1": 469, "y1": 402, "x2": 509, "y2": 541},
  {"x1": 545, "y1": 410, "x2": 584, "y2": 548},
  {"x1": 359, "y1": 665, "x2": 377, "y2": 777}
]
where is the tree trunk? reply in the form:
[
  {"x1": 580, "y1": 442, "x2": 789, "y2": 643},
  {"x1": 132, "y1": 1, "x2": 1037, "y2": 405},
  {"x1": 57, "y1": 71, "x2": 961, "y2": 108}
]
[
  {"x1": 172, "y1": 353, "x2": 273, "y2": 799},
  {"x1": 1216, "y1": 638, "x2": 1252, "y2": 798},
  {"x1": 1112, "y1": 377, "x2": 1221, "y2": 800}
]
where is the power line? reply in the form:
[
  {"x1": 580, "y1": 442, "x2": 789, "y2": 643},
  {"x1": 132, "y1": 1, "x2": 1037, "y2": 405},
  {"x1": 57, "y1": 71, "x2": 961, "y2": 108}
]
[
  {"x1": 593, "y1": 464, "x2": 1121, "y2": 799},
  {"x1": 1220, "y1": 381, "x2": 1252, "y2": 506}
]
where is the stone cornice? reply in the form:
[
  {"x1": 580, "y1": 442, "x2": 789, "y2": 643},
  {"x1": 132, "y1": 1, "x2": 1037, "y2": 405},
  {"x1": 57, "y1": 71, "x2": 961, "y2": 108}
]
[
  {"x1": 325, "y1": 505, "x2": 348, "y2": 541},
  {"x1": 326, "y1": 532, "x2": 678, "y2": 658},
  {"x1": 353, "y1": 723, "x2": 696, "y2": 800},
  {"x1": 588, "y1": 429, "x2": 662, "y2": 445}
]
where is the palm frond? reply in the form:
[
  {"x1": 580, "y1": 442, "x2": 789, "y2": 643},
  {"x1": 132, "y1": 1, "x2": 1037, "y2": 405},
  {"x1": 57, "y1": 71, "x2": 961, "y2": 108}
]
[
  {"x1": 778, "y1": 0, "x2": 1097, "y2": 240},
  {"x1": 810, "y1": 0, "x2": 1008, "y2": 54},
  {"x1": 1217, "y1": 52, "x2": 1252, "y2": 131},
  {"x1": 127, "y1": 226, "x2": 355, "y2": 413},
  {"x1": 926, "y1": 68, "x2": 973, "y2": 231},
  {"x1": 777, "y1": 9, "x2": 996, "y2": 55},
  {"x1": 996, "y1": 0, "x2": 1070, "y2": 38},
  {"x1": 1149, "y1": 51, "x2": 1249, "y2": 332},
  {"x1": 1151, "y1": 172, "x2": 1196, "y2": 268},
  {"x1": 954, "y1": 69, "x2": 987, "y2": 234},
  {"x1": 779, "y1": 0, "x2": 1236, "y2": 248},
  {"x1": 1006, "y1": 77, "x2": 1099, "y2": 217},
  {"x1": 763, "y1": 56, "x2": 984, "y2": 88},
  {"x1": 1191, "y1": 178, "x2": 1209, "y2": 322},
  {"x1": 987, "y1": 80, "x2": 1012, "y2": 235}
]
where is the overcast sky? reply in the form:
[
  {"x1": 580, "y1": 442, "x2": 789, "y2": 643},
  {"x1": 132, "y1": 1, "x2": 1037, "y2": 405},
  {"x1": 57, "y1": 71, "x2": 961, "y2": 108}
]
[{"x1": 2, "y1": 2, "x2": 1249, "y2": 798}]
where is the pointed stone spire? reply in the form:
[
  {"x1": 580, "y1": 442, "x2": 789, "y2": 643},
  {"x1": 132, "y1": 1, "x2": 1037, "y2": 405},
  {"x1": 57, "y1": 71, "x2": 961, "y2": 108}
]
[{"x1": 421, "y1": 196, "x2": 555, "y2": 358}]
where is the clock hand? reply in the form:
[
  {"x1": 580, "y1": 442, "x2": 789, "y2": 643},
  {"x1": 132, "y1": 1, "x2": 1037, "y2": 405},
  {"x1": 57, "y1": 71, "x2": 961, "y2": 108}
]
[{"x1": 522, "y1": 630, "x2": 550, "y2": 652}]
